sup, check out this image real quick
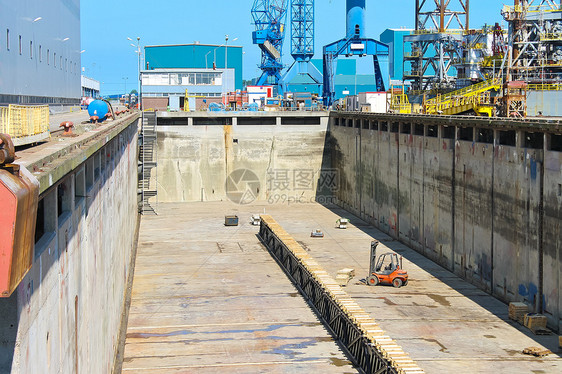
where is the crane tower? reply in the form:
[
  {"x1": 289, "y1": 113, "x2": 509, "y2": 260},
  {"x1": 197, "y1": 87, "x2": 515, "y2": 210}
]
[
  {"x1": 251, "y1": 0, "x2": 289, "y2": 93},
  {"x1": 281, "y1": 0, "x2": 323, "y2": 93}
]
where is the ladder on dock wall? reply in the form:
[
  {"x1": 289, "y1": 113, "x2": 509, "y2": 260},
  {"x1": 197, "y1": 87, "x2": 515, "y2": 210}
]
[{"x1": 139, "y1": 112, "x2": 157, "y2": 214}]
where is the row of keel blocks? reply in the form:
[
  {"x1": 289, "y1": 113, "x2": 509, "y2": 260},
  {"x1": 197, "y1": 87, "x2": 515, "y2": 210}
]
[{"x1": 259, "y1": 214, "x2": 424, "y2": 374}]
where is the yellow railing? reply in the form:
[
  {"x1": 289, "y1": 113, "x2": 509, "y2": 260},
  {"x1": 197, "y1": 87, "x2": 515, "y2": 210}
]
[
  {"x1": 0, "y1": 105, "x2": 50, "y2": 139},
  {"x1": 503, "y1": 4, "x2": 561, "y2": 13},
  {"x1": 425, "y1": 92, "x2": 494, "y2": 116},
  {"x1": 404, "y1": 52, "x2": 421, "y2": 58},
  {"x1": 403, "y1": 70, "x2": 421, "y2": 76},
  {"x1": 528, "y1": 83, "x2": 562, "y2": 91},
  {"x1": 413, "y1": 29, "x2": 464, "y2": 35},
  {"x1": 540, "y1": 33, "x2": 562, "y2": 41},
  {"x1": 425, "y1": 77, "x2": 502, "y2": 105},
  {"x1": 389, "y1": 87, "x2": 412, "y2": 114}
]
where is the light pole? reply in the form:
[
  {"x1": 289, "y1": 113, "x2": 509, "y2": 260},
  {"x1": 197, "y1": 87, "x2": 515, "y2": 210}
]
[
  {"x1": 128, "y1": 37, "x2": 142, "y2": 109},
  {"x1": 224, "y1": 35, "x2": 229, "y2": 106},
  {"x1": 205, "y1": 50, "x2": 212, "y2": 69},
  {"x1": 122, "y1": 77, "x2": 128, "y2": 102},
  {"x1": 223, "y1": 35, "x2": 238, "y2": 107}
]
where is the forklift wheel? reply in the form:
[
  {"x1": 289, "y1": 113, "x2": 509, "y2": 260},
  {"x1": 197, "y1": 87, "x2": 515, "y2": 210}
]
[
  {"x1": 392, "y1": 278, "x2": 403, "y2": 288},
  {"x1": 367, "y1": 276, "x2": 379, "y2": 286}
]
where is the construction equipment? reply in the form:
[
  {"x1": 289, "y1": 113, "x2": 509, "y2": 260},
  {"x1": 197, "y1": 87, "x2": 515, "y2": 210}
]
[
  {"x1": 366, "y1": 240, "x2": 408, "y2": 288},
  {"x1": 403, "y1": 0, "x2": 469, "y2": 92},
  {"x1": 322, "y1": 0, "x2": 389, "y2": 106},
  {"x1": 0, "y1": 134, "x2": 39, "y2": 297},
  {"x1": 424, "y1": 77, "x2": 502, "y2": 116},
  {"x1": 282, "y1": 0, "x2": 323, "y2": 93},
  {"x1": 252, "y1": 0, "x2": 290, "y2": 94}
]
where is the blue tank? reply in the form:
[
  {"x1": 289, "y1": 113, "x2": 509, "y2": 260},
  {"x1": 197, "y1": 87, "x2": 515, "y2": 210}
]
[{"x1": 87, "y1": 100, "x2": 109, "y2": 122}]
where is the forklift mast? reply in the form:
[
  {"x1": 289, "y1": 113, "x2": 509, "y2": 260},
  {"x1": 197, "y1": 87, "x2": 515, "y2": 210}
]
[{"x1": 369, "y1": 240, "x2": 379, "y2": 275}]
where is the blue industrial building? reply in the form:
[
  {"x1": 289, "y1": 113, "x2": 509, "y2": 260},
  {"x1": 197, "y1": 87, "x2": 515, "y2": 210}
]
[
  {"x1": 285, "y1": 59, "x2": 381, "y2": 99},
  {"x1": 379, "y1": 29, "x2": 413, "y2": 82},
  {"x1": 141, "y1": 43, "x2": 243, "y2": 110}
]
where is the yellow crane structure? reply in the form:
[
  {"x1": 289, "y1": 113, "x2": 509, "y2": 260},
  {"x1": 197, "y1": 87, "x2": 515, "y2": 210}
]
[{"x1": 183, "y1": 89, "x2": 209, "y2": 111}]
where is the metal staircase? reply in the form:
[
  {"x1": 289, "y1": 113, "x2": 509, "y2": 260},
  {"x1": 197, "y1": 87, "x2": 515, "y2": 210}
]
[
  {"x1": 139, "y1": 111, "x2": 157, "y2": 214},
  {"x1": 424, "y1": 77, "x2": 502, "y2": 116}
]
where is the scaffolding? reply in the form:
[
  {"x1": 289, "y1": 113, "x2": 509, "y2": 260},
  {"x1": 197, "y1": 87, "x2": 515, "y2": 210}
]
[
  {"x1": 502, "y1": 0, "x2": 562, "y2": 85},
  {"x1": 404, "y1": 0, "x2": 469, "y2": 92}
]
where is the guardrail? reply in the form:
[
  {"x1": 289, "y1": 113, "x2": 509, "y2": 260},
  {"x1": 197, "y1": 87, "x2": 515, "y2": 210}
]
[
  {"x1": 528, "y1": 83, "x2": 562, "y2": 91},
  {"x1": 540, "y1": 33, "x2": 562, "y2": 41},
  {"x1": 0, "y1": 105, "x2": 50, "y2": 145},
  {"x1": 412, "y1": 29, "x2": 464, "y2": 35},
  {"x1": 425, "y1": 77, "x2": 502, "y2": 105},
  {"x1": 502, "y1": 4, "x2": 561, "y2": 13},
  {"x1": 259, "y1": 215, "x2": 424, "y2": 374}
]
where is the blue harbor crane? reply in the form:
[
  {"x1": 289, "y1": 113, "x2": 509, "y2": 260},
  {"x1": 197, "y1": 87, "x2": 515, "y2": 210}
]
[
  {"x1": 251, "y1": 0, "x2": 290, "y2": 94},
  {"x1": 322, "y1": 0, "x2": 389, "y2": 106},
  {"x1": 281, "y1": 0, "x2": 323, "y2": 93}
]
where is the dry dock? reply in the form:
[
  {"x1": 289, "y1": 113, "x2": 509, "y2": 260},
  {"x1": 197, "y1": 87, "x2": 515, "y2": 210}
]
[
  {"x1": 124, "y1": 202, "x2": 562, "y2": 373},
  {"x1": 122, "y1": 202, "x2": 355, "y2": 373}
]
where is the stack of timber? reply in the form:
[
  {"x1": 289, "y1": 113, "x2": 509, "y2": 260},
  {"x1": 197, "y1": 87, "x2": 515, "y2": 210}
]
[
  {"x1": 259, "y1": 215, "x2": 424, "y2": 374},
  {"x1": 524, "y1": 314, "x2": 549, "y2": 335},
  {"x1": 509, "y1": 302, "x2": 528, "y2": 324},
  {"x1": 335, "y1": 268, "x2": 355, "y2": 286}
]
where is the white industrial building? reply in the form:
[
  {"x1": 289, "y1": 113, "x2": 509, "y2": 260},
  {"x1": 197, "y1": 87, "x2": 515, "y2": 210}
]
[
  {"x1": 0, "y1": 0, "x2": 81, "y2": 106},
  {"x1": 81, "y1": 75, "x2": 100, "y2": 99}
]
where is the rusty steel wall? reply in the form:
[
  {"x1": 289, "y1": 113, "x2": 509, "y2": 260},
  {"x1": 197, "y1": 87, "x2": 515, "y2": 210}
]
[
  {"x1": 0, "y1": 120, "x2": 139, "y2": 373},
  {"x1": 329, "y1": 113, "x2": 562, "y2": 333}
]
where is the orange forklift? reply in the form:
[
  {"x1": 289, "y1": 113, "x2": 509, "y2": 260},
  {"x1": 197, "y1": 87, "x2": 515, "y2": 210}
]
[{"x1": 366, "y1": 240, "x2": 408, "y2": 288}]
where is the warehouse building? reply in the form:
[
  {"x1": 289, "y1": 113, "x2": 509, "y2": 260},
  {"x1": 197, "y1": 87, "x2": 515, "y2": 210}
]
[{"x1": 0, "y1": 0, "x2": 81, "y2": 107}]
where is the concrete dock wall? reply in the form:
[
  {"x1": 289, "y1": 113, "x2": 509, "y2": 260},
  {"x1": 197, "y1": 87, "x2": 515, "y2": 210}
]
[
  {"x1": 329, "y1": 113, "x2": 562, "y2": 332},
  {"x1": 0, "y1": 115, "x2": 139, "y2": 373},
  {"x1": 155, "y1": 112, "x2": 331, "y2": 204}
]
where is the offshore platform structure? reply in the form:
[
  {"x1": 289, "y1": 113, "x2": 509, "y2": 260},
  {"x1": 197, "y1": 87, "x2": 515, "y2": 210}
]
[
  {"x1": 251, "y1": 0, "x2": 290, "y2": 95},
  {"x1": 500, "y1": 0, "x2": 562, "y2": 115},
  {"x1": 322, "y1": 0, "x2": 389, "y2": 106},
  {"x1": 404, "y1": 0, "x2": 469, "y2": 92},
  {"x1": 281, "y1": 0, "x2": 323, "y2": 93}
]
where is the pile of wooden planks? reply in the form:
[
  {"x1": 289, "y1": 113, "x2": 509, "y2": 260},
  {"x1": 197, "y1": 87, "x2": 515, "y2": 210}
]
[{"x1": 508, "y1": 302, "x2": 528, "y2": 324}]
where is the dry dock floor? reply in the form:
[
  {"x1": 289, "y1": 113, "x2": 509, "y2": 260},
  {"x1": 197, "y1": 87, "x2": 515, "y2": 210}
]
[{"x1": 123, "y1": 202, "x2": 562, "y2": 373}]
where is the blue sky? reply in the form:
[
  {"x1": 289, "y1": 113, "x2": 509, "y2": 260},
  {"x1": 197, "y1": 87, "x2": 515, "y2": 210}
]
[{"x1": 81, "y1": 0, "x2": 510, "y2": 95}]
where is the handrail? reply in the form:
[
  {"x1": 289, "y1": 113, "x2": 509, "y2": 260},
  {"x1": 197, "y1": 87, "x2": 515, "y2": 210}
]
[
  {"x1": 528, "y1": 83, "x2": 562, "y2": 91},
  {"x1": 426, "y1": 77, "x2": 502, "y2": 105}
]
